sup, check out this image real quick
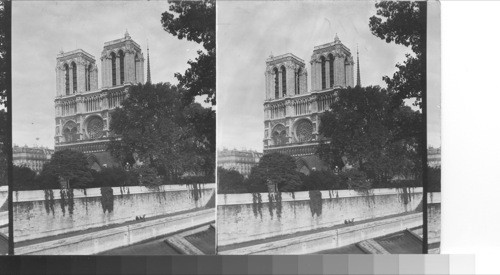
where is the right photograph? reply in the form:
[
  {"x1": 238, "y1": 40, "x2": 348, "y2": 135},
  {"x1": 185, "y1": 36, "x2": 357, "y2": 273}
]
[{"x1": 217, "y1": 1, "x2": 439, "y2": 254}]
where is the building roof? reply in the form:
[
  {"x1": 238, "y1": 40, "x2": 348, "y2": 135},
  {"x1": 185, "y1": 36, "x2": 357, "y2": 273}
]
[{"x1": 57, "y1": 49, "x2": 95, "y2": 61}]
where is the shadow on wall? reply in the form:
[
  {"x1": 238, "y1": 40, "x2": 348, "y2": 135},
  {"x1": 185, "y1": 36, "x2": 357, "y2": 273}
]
[
  {"x1": 217, "y1": 188, "x2": 423, "y2": 247},
  {"x1": 13, "y1": 184, "x2": 216, "y2": 243}
]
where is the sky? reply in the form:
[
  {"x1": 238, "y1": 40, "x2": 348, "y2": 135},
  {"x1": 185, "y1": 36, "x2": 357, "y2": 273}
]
[
  {"x1": 217, "y1": 1, "x2": 441, "y2": 151},
  {"x1": 12, "y1": 1, "x2": 204, "y2": 149}
]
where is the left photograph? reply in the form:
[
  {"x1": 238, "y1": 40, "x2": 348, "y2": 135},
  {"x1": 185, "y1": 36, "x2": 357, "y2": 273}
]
[{"x1": 11, "y1": 1, "x2": 215, "y2": 255}]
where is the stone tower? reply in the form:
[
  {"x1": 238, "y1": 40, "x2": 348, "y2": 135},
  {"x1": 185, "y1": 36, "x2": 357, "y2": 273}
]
[
  {"x1": 101, "y1": 30, "x2": 145, "y2": 88},
  {"x1": 55, "y1": 32, "x2": 145, "y2": 169},
  {"x1": 263, "y1": 35, "x2": 355, "y2": 174},
  {"x1": 55, "y1": 49, "x2": 98, "y2": 97}
]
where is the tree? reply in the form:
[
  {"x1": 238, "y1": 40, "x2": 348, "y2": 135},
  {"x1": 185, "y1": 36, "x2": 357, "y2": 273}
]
[
  {"x1": 12, "y1": 166, "x2": 37, "y2": 191},
  {"x1": 39, "y1": 149, "x2": 93, "y2": 189},
  {"x1": 301, "y1": 170, "x2": 345, "y2": 191},
  {"x1": 217, "y1": 167, "x2": 248, "y2": 194},
  {"x1": 90, "y1": 167, "x2": 129, "y2": 188},
  {"x1": 428, "y1": 166, "x2": 441, "y2": 192},
  {"x1": 318, "y1": 86, "x2": 421, "y2": 184},
  {"x1": 369, "y1": 1, "x2": 426, "y2": 108},
  {"x1": 161, "y1": 0, "x2": 215, "y2": 105},
  {"x1": 247, "y1": 152, "x2": 303, "y2": 192},
  {"x1": 108, "y1": 83, "x2": 215, "y2": 183}
]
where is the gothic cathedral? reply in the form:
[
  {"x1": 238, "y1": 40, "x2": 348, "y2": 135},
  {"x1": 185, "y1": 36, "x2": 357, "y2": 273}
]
[
  {"x1": 54, "y1": 31, "x2": 147, "y2": 169},
  {"x1": 263, "y1": 35, "x2": 359, "y2": 174}
]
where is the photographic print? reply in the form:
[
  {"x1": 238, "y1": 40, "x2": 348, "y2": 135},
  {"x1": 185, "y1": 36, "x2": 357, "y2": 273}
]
[
  {"x1": 11, "y1": 0, "x2": 215, "y2": 255},
  {"x1": 217, "y1": 1, "x2": 439, "y2": 254}
]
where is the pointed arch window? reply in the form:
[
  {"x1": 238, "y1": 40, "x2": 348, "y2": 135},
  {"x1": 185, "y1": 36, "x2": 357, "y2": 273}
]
[
  {"x1": 119, "y1": 50, "x2": 125, "y2": 84},
  {"x1": 71, "y1": 62, "x2": 77, "y2": 93},
  {"x1": 321, "y1": 56, "x2": 326, "y2": 90},
  {"x1": 281, "y1": 66, "x2": 286, "y2": 97},
  {"x1": 64, "y1": 64, "x2": 70, "y2": 95},
  {"x1": 85, "y1": 65, "x2": 88, "y2": 91},
  {"x1": 296, "y1": 68, "x2": 301, "y2": 95},
  {"x1": 85, "y1": 65, "x2": 92, "y2": 91},
  {"x1": 134, "y1": 53, "x2": 139, "y2": 83},
  {"x1": 274, "y1": 67, "x2": 279, "y2": 99},
  {"x1": 328, "y1": 54, "x2": 334, "y2": 87},
  {"x1": 111, "y1": 52, "x2": 117, "y2": 86}
]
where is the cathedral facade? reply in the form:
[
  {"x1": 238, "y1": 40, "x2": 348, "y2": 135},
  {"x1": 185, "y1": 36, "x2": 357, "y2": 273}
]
[
  {"x1": 263, "y1": 35, "x2": 358, "y2": 174},
  {"x1": 54, "y1": 31, "x2": 146, "y2": 169}
]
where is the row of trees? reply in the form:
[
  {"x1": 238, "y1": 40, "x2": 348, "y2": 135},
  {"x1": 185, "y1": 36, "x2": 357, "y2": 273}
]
[
  {"x1": 218, "y1": 152, "x2": 425, "y2": 195},
  {"x1": 13, "y1": 148, "x2": 214, "y2": 191}
]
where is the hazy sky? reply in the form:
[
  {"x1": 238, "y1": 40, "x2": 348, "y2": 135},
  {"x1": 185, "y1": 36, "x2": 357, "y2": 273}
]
[
  {"x1": 217, "y1": 1, "x2": 441, "y2": 151},
  {"x1": 12, "y1": 1, "x2": 204, "y2": 149}
]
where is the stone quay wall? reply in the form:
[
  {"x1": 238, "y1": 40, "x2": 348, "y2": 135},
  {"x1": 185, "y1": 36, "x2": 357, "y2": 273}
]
[
  {"x1": 14, "y1": 183, "x2": 215, "y2": 242},
  {"x1": 428, "y1": 192, "x2": 441, "y2": 244},
  {"x1": 218, "y1": 187, "x2": 423, "y2": 247}
]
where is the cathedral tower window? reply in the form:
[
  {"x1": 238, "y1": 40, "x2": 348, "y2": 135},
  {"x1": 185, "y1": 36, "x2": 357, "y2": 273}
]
[
  {"x1": 111, "y1": 52, "x2": 117, "y2": 86},
  {"x1": 88, "y1": 65, "x2": 92, "y2": 91},
  {"x1": 321, "y1": 56, "x2": 326, "y2": 90},
  {"x1": 119, "y1": 50, "x2": 125, "y2": 84},
  {"x1": 64, "y1": 64, "x2": 70, "y2": 95},
  {"x1": 274, "y1": 67, "x2": 279, "y2": 99},
  {"x1": 85, "y1": 66, "x2": 88, "y2": 91},
  {"x1": 85, "y1": 64, "x2": 91, "y2": 91},
  {"x1": 134, "y1": 53, "x2": 139, "y2": 83},
  {"x1": 281, "y1": 65, "x2": 286, "y2": 96},
  {"x1": 328, "y1": 54, "x2": 334, "y2": 87},
  {"x1": 71, "y1": 62, "x2": 77, "y2": 93},
  {"x1": 296, "y1": 68, "x2": 301, "y2": 95}
]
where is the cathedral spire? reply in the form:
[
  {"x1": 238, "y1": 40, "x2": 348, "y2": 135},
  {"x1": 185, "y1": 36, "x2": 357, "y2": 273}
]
[
  {"x1": 146, "y1": 43, "x2": 151, "y2": 84},
  {"x1": 356, "y1": 45, "x2": 361, "y2": 87},
  {"x1": 334, "y1": 33, "x2": 341, "y2": 44}
]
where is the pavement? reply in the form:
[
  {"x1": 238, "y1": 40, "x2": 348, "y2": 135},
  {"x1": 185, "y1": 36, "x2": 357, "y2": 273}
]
[
  {"x1": 316, "y1": 228, "x2": 423, "y2": 254},
  {"x1": 99, "y1": 224, "x2": 215, "y2": 255},
  {"x1": 219, "y1": 211, "x2": 421, "y2": 253}
]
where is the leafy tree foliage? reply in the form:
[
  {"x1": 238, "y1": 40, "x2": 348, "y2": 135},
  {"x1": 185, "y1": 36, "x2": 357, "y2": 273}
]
[
  {"x1": 39, "y1": 149, "x2": 93, "y2": 189},
  {"x1": 0, "y1": 151, "x2": 5, "y2": 186},
  {"x1": 369, "y1": 1, "x2": 426, "y2": 107},
  {"x1": 90, "y1": 167, "x2": 130, "y2": 188},
  {"x1": 109, "y1": 83, "x2": 215, "y2": 183},
  {"x1": 217, "y1": 167, "x2": 248, "y2": 194},
  {"x1": 427, "y1": 166, "x2": 441, "y2": 192},
  {"x1": 161, "y1": 0, "x2": 215, "y2": 105},
  {"x1": 247, "y1": 152, "x2": 302, "y2": 192},
  {"x1": 300, "y1": 170, "x2": 346, "y2": 191},
  {"x1": 12, "y1": 166, "x2": 37, "y2": 190},
  {"x1": 318, "y1": 86, "x2": 421, "y2": 184}
]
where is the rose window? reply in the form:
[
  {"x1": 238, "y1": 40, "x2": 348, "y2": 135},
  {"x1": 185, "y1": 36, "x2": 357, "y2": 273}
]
[
  {"x1": 295, "y1": 120, "x2": 313, "y2": 142},
  {"x1": 87, "y1": 117, "x2": 104, "y2": 139}
]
